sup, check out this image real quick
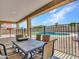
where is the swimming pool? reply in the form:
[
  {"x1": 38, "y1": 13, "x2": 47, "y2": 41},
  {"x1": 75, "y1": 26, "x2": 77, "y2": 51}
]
[{"x1": 32, "y1": 32, "x2": 69, "y2": 36}]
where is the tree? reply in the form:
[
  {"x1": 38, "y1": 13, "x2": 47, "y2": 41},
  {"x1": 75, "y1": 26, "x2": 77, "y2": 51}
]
[
  {"x1": 69, "y1": 22, "x2": 79, "y2": 26},
  {"x1": 33, "y1": 25, "x2": 44, "y2": 28}
]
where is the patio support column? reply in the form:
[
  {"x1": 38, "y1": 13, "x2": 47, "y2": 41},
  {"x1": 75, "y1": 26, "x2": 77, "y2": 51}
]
[
  {"x1": 27, "y1": 17, "x2": 31, "y2": 38},
  {"x1": 16, "y1": 23, "x2": 19, "y2": 28},
  {"x1": 0, "y1": 24, "x2": 1, "y2": 36},
  {"x1": 16, "y1": 23, "x2": 19, "y2": 35}
]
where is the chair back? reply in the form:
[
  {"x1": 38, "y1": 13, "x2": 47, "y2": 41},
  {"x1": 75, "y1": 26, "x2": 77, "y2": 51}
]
[
  {"x1": 42, "y1": 35, "x2": 50, "y2": 42},
  {"x1": 16, "y1": 34, "x2": 23, "y2": 41},
  {"x1": 42, "y1": 40, "x2": 56, "y2": 59},
  {"x1": 0, "y1": 44, "x2": 7, "y2": 59},
  {"x1": 36, "y1": 34, "x2": 41, "y2": 41}
]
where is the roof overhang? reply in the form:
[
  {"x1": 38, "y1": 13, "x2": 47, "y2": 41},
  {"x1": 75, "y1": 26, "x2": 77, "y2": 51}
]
[
  {"x1": 0, "y1": 0, "x2": 75, "y2": 24},
  {"x1": 18, "y1": 0, "x2": 75, "y2": 23}
]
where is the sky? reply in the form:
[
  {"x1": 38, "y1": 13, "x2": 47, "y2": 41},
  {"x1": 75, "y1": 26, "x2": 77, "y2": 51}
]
[
  {"x1": 31, "y1": 0, "x2": 79, "y2": 26},
  {"x1": 19, "y1": 21, "x2": 27, "y2": 28},
  {"x1": 20, "y1": 0, "x2": 79, "y2": 28}
]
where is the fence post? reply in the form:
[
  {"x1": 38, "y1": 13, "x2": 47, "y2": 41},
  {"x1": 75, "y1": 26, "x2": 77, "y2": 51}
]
[
  {"x1": 77, "y1": 24, "x2": 79, "y2": 57},
  {"x1": 44, "y1": 26, "x2": 45, "y2": 35}
]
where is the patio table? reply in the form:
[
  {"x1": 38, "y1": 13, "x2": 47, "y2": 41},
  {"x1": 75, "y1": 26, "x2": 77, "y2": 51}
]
[{"x1": 12, "y1": 39, "x2": 45, "y2": 59}]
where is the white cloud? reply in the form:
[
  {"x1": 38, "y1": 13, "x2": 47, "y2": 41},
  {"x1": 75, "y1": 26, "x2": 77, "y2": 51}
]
[
  {"x1": 49, "y1": 9, "x2": 57, "y2": 13},
  {"x1": 36, "y1": 0, "x2": 79, "y2": 26},
  {"x1": 46, "y1": 1, "x2": 79, "y2": 25}
]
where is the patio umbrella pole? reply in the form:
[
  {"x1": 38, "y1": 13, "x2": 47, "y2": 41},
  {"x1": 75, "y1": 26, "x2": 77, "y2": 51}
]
[
  {"x1": 10, "y1": 29, "x2": 11, "y2": 39},
  {"x1": 7, "y1": 28, "x2": 11, "y2": 40}
]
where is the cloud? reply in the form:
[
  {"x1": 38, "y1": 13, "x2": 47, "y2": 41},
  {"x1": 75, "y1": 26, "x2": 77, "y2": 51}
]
[
  {"x1": 49, "y1": 9, "x2": 57, "y2": 13},
  {"x1": 34, "y1": 0, "x2": 79, "y2": 26},
  {"x1": 45, "y1": 1, "x2": 79, "y2": 25}
]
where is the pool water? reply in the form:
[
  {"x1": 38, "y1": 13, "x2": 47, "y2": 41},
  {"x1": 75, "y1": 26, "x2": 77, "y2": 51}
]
[{"x1": 37, "y1": 32, "x2": 69, "y2": 36}]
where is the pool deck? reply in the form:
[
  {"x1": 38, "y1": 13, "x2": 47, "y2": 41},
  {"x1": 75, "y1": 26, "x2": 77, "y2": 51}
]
[
  {"x1": 0, "y1": 34, "x2": 79, "y2": 59},
  {"x1": 54, "y1": 50, "x2": 79, "y2": 59}
]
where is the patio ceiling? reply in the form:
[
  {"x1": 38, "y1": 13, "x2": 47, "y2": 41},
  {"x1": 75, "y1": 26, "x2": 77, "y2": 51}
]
[
  {"x1": 0, "y1": 0, "x2": 52, "y2": 22},
  {"x1": 0, "y1": 0, "x2": 74, "y2": 23}
]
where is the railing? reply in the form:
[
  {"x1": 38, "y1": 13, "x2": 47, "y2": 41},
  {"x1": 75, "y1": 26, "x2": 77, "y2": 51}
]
[
  {"x1": 0, "y1": 24, "x2": 79, "y2": 57},
  {"x1": 0, "y1": 28, "x2": 26, "y2": 37},
  {"x1": 31, "y1": 24, "x2": 79, "y2": 58}
]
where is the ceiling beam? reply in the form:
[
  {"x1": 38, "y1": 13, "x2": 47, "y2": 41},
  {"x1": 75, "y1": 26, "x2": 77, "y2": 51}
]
[
  {"x1": 0, "y1": 20, "x2": 16, "y2": 24},
  {"x1": 17, "y1": 0, "x2": 74, "y2": 23}
]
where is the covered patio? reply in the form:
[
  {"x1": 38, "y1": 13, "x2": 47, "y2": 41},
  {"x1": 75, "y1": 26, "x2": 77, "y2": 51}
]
[{"x1": 0, "y1": 0, "x2": 79, "y2": 59}]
